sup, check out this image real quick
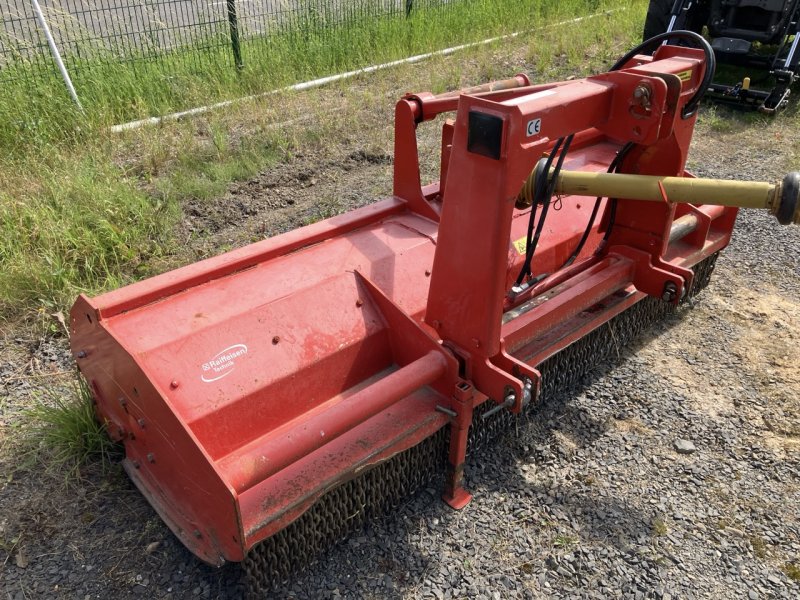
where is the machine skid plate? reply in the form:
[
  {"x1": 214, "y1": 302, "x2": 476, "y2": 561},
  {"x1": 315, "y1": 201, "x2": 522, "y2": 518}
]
[{"x1": 71, "y1": 46, "x2": 744, "y2": 571}]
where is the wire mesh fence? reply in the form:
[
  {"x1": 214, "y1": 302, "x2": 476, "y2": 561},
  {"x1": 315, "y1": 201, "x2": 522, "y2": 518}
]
[{"x1": 0, "y1": 1, "x2": 437, "y2": 83}]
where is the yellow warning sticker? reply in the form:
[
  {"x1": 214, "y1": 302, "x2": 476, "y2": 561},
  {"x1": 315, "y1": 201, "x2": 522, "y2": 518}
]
[
  {"x1": 676, "y1": 69, "x2": 692, "y2": 82},
  {"x1": 513, "y1": 236, "x2": 528, "y2": 255}
]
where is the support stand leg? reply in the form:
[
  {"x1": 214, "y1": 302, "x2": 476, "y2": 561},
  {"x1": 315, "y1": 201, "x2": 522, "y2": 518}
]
[{"x1": 443, "y1": 381, "x2": 474, "y2": 510}]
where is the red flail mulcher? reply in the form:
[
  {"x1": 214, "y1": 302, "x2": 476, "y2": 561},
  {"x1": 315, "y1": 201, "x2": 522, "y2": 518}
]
[{"x1": 70, "y1": 35, "x2": 798, "y2": 591}]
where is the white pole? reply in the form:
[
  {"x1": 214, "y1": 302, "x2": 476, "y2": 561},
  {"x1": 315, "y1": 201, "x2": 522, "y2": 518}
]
[{"x1": 31, "y1": 0, "x2": 84, "y2": 111}]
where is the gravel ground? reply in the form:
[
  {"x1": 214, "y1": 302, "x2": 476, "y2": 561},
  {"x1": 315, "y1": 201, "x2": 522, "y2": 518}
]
[{"x1": 1, "y1": 57, "x2": 799, "y2": 600}]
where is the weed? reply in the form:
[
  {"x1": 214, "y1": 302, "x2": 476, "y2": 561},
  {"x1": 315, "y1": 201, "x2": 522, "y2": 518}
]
[
  {"x1": 652, "y1": 517, "x2": 668, "y2": 536},
  {"x1": 0, "y1": 0, "x2": 623, "y2": 152},
  {"x1": 749, "y1": 535, "x2": 768, "y2": 559},
  {"x1": 783, "y1": 563, "x2": 800, "y2": 582},
  {"x1": 553, "y1": 534, "x2": 578, "y2": 548},
  {"x1": 20, "y1": 378, "x2": 120, "y2": 479}
]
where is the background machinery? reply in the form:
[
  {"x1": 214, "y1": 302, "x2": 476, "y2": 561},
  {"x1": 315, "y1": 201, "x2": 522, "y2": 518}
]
[{"x1": 644, "y1": 0, "x2": 800, "y2": 111}]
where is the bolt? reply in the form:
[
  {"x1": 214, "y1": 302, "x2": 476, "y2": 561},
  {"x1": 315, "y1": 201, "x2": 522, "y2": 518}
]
[
  {"x1": 147, "y1": 453, "x2": 156, "y2": 463},
  {"x1": 662, "y1": 282, "x2": 678, "y2": 303},
  {"x1": 118, "y1": 397, "x2": 127, "y2": 407},
  {"x1": 425, "y1": 269, "x2": 431, "y2": 277},
  {"x1": 522, "y1": 378, "x2": 534, "y2": 407},
  {"x1": 355, "y1": 298, "x2": 364, "y2": 307},
  {"x1": 76, "y1": 350, "x2": 87, "y2": 359},
  {"x1": 194, "y1": 530, "x2": 202, "y2": 539},
  {"x1": 169, "y1": 380, "x2": 179, "y2": 389},
  {"x1": 272, "y1": 336, "x2": 280, "y2": 345},
  {"x1": 137, "y1": 418, "x2": 146, "y2": 428}
]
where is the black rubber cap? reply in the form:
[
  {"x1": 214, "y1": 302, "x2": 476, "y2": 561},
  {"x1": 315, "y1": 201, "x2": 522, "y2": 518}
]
[
  {"x1": 777, "y1": 172, "x2": 800, "y2": 225},
  {"x1": 534, "y1": 158, "x2": 549, "y2": 192}
]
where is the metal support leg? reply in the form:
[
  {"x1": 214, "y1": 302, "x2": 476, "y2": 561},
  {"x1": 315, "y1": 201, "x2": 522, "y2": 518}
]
[{"x1": 443, "y1": 381, "x2": 475, "y2": 510}]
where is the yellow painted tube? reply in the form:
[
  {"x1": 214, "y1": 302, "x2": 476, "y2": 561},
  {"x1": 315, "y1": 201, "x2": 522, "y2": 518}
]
[{"x1": 552, "y1": 170, "x2": 778, "y2": 211}]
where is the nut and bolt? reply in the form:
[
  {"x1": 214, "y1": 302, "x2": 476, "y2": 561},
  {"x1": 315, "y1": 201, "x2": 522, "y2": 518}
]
[
  {"x1": 662, "y1": 282, "x2": 679, "y2": 303},
  {"x1": 633, "y1": 84, "x2": 651, "y2": 101},
  {"x1": 521, "y1": 378, "x2": 534, "y2": 407}
]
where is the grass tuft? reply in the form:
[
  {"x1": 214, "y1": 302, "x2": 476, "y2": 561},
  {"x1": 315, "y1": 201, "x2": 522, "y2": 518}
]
[
  {"x1": 21, "y1": 378, "x2": 120, "y2": 478},
  {"x1": 652, "y1": 517, "x2": 668, "y2": 536},
  {"x1": 783, "y1": 563, "x2": 800, "y2": 582}
]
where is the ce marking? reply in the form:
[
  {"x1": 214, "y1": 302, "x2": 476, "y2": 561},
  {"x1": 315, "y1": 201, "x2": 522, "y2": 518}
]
[{"x1": 526, "y1": 118, "x2": 542, "y2": 137}]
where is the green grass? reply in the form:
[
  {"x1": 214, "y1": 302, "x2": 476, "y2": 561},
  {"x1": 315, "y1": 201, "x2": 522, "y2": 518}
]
[
  {"x1": 0, "y1": 0, "x2": 646, "y2": 322},
  {"x1": 19, "y1": 378, "x2": 120, "y2": 478},
  {"x1": 0, "y1": 0, "x2": 619, "y2": 151}
]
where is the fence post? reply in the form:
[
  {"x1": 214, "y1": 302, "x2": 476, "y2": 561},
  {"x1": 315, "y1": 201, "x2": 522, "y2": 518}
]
[
  {"x1": 30, "y1": 0, "x2": 83, "y2": 111},
  {"x1": 226, "y1": 0, "x2": 244, "y2": 69},
  {"x1": 406, "y1": 0, "x2": 413, "y2": 18}
]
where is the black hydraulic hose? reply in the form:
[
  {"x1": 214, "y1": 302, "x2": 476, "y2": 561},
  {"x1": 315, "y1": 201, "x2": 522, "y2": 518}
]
[
  {"x1": 610, "y1": 30, "x2": 715, "y2": 119},
  {"x1": 511, "y1": 34, "x2": 711, "y2": 294},
  {"x1": 515, "y1": 135, "x2": 574, "y2": 286},
  {"x1": 595, "y1": 142, "x2": 635, "y2": 254},
  {"x1": 559, "y1": 142, "x2": 634, "y2": 268},
  {"x1": 515, "y1": 137, "x2": 563, "y2": 286}
]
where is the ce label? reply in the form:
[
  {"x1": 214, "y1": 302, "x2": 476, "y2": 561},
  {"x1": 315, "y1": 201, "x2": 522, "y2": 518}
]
[{"x1": 526, "y1": 118, "x2": 542, "y2": 137}]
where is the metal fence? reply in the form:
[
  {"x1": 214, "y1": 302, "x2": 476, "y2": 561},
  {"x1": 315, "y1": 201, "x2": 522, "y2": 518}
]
[{"x1": 0, "y1": 0, "x2": 442, "y2": 83}]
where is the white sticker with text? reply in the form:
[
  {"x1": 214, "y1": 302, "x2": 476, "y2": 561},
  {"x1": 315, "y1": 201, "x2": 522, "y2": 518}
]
[{"x1": 200, "y1": 344, "x2": 248, "y2": 383}]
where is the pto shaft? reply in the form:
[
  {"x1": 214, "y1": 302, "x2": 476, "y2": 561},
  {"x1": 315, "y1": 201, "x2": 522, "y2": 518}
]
[{"x1": 521, "y1": 160, "x2": 800, "y2": 225}]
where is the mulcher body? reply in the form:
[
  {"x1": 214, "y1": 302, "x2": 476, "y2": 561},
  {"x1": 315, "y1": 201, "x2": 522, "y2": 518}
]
[{"x1": 70, "y1": 45, "x2": 793, "y2": 569}]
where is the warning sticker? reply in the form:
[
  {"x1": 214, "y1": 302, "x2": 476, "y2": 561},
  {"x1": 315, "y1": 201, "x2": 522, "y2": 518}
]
[
  {"x1": 676, "y1": 69, "x2": 692, "y2": 82},
  {"x1": 513, "y1": 236, "x2": 528, "y2": 255}
]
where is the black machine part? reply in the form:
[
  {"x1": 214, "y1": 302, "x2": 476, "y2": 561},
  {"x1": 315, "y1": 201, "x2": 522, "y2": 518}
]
[{"x1": 643, "y1": 0, "x2": 800, "y2": 112}]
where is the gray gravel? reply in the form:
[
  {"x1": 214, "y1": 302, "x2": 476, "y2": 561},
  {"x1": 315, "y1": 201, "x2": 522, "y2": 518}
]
[{"x1": 2, "y1": 114, "x2": 799, "y2": 598}]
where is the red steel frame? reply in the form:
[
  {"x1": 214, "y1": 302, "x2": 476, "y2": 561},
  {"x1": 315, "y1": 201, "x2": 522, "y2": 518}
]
[{"x1": 70, "y1": 45, "x2": 737, "y2": 565}]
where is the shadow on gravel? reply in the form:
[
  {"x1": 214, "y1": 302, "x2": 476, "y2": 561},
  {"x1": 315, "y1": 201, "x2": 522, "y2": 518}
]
[{"x1": 467, "y1": 307, "x2": 694, "y2": 542}]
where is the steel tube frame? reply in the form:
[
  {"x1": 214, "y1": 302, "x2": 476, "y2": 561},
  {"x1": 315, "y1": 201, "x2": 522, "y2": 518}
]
[{"x1": 221, "y1": 351, "x2": 448, "y2": 493}]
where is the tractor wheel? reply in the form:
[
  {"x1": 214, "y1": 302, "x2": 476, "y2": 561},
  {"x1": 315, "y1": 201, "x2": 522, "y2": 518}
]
[{"x1": 643, "y1": 0, "x2": 709, "y2": 41}]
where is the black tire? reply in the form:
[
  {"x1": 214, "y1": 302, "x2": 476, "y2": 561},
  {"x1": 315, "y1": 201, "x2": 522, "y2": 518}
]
[{"x1": 642, "y1": 0, "x2": 709, "y2": 42}]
